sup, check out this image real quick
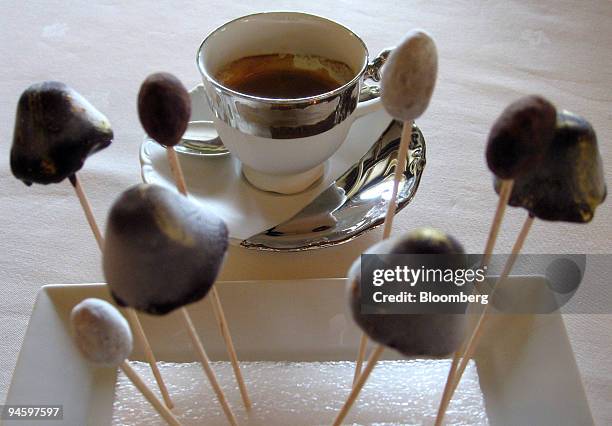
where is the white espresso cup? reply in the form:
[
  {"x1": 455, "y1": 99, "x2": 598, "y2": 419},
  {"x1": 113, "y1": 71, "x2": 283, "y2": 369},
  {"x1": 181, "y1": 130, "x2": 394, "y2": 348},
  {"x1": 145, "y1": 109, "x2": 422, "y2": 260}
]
[{"x1": 197, "y1": 12, "x2": 388, "y2": 194}]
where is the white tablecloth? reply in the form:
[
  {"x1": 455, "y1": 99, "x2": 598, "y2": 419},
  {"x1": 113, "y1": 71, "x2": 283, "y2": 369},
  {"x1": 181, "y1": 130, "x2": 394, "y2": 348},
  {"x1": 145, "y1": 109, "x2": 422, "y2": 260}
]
[{"x1": 1, "y1": 1, "x2": 610, "y2": 423}]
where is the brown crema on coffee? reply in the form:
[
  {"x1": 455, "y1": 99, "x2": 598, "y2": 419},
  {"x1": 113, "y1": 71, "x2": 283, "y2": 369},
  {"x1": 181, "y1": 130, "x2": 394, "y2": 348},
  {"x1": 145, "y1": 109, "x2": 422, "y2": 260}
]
[{"x1": 215, "y1": 53, "x2": 354, "y2": 99}]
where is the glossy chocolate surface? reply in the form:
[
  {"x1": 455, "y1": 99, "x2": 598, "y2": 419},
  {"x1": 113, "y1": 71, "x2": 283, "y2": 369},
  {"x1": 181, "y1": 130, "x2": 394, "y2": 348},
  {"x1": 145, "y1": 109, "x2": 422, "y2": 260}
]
[
  {"x1": 497, "y1": 110, "x2": 606, "y2": 222},
  {"x1": 138, "y1": 73, "x2": 191, "y2": 147},
  {"x1": 11, "y1": 81, "x2": 112, "y2": 185},
  {"x1": 486, "y1": 95, "x2": 556, "y2": 180}
]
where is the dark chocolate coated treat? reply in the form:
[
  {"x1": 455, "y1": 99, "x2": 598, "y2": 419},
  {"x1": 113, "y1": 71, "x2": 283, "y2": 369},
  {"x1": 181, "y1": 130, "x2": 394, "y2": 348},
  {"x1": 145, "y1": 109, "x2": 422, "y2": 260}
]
[
  {"x1": 103, "y1": 184, "x2": 228, "y2": 315},
  {"x1": 138, "y1": 73, "x2": 191, "y2": 147},
  {"x1": 348, "y1": 228, "x2": 466, "y2": 357},
  {"x1": 11, "y1": 81, "x2": 113, "y2": 185},
  {"x1": 486, "y1": 95, "x2": 556, "y2": 179},
  {"x1": 496, "y1": 110, "x2": 606, "y2": 222}
]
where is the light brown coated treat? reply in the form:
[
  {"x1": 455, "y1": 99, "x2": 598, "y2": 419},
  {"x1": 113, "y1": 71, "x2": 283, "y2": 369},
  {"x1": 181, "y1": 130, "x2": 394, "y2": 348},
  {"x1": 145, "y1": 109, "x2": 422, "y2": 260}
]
[
  {"x1": 11, "y1": 81, "x2": 113, "y2": 186},
  {"x1": 138, "y1": 72, "x2": 191, "y2": 147},
  {"x1": 380, "y1": 30, "x2": 438, "y2": 122},
  {"x1": 496, "y1": 110, "x2": 606, "y2": 222},
  {"x1": 486, "y1": 95, "x2": 557, "y2": 179},
  {"x1": 70, "y1": 298, "x2": 133, "y2": 366},
  {"x1": 103, "y1": 184, "x2": 228, "y2": 315},
  {"x1": 347, "y1": 228, "x2": 466, "y2": 357}
]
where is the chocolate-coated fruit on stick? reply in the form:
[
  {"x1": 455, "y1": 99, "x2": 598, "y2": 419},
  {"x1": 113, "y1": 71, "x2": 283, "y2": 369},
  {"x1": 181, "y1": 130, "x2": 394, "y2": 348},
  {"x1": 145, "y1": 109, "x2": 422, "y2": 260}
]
[
  {"x1": 347, "y1": 228, "x2": 467, "y2": 357},
  {"x1": 103, "y1": 184, "x2": 228, "y2": 315},
  {"x1": 486, "y1": 95, "x2": 557, "y2": 180},
  {"x1": 11, "y1": 81, "x2": 113, "y2": 185},
  {"x1": 495, "y1": 110, "x2": 606, "y2": 222},
  {"x1": 138, "y1": 72, "x2": 191, "y2": 147}
]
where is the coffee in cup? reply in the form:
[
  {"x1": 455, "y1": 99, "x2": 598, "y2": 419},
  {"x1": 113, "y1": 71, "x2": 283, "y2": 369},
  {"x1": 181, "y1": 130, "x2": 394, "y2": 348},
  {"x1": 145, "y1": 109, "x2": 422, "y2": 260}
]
[
  {"x1": 216, "y1": 53, "x2": 354, "y2": 99},
  {"x1": 197, "y1": 12, "x2": 388, "y2": 194}
]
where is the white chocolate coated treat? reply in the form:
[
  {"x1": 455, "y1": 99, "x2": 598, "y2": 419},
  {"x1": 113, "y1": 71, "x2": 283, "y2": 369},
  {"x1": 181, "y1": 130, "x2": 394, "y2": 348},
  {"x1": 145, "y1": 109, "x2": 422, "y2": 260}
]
[
  {"x1": 381, "y1": 30, "x2": 438, "y2": 121},
  {"x1": 70, "y1": 298, "x2": 133, "y2": 366}
]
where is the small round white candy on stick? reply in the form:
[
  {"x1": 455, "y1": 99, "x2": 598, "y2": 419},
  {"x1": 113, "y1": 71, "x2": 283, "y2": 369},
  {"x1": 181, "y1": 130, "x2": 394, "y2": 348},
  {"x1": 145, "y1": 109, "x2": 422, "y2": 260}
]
[
  {"x1": 352, "y1": 29, "x2": 439, "y2": 384},
  {"x1": 70, "y1": 298, "x2": 181, "y2": 426},
  {"x1": 381, "y1": 30, "x2": 438, "y2": 124},
  {"x1": 379, "y1": 30, "x2": 438, "y2": 240}
]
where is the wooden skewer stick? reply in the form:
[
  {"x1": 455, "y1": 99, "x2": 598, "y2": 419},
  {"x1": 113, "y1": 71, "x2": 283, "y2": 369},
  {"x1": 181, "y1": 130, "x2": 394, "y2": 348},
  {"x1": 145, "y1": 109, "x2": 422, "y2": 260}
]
[
  {"x1": 434, "y1": 214, "x2": 535, "y2": 426},
  {"x1": 124, "y1": 308, "x2": 174, "y2": 409},
  {"x1": 382, "y1": 122, "x2": 413, "y2": 239},
  {"x1": 179, "y1": 307, "x2": 238, "y2": 426},
  {"x1": 481, "y1": 179, "x2": 514, "y2": 267},
  {"x1": 434, "y1": 178, "x2": 514, "y2": 421},
  {"x1": 69, "y1": 175, "x2": 104, "y2": 249},
  {"x1": 209, "y1": 287, "x2": 252, "y2": 409},
  {"x1": 166, "y1": 147, "x2": 188, "y2": 196},
  {"x1": 334, "y1": 345, "x2": 385, "y2": 426},
  {"x1": 166, "y1": 147, "x2": 251, "y2": 410},
  {"x1": 438, "y1": 354, "x2": 460, "y2": 421},
  {"x1": 68, "y1": 174, "x2": 174, "y2": 409},
  {"x1": 352, "y1": 122, "x2": 413, "y2": 382},
  {"x1": 352, "y1": 334, "x2": 368, "y2": 385},
  {"x1": 120, "y1": 361, "x2": 182, "y2": 426}
]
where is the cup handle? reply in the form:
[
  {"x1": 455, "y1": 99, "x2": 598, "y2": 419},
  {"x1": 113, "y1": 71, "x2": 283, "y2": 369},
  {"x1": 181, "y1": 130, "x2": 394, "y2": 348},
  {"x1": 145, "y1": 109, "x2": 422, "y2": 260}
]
[{"x1": 353, "y1": 48, "x2": 393, "y2": 119}]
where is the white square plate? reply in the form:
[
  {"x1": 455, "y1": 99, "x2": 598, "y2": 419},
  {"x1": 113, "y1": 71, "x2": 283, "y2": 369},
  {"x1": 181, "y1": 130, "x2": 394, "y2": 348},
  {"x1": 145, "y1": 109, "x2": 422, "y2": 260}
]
[{"x1": 6, "y1": 277, "x2": 593, "y2": 425}]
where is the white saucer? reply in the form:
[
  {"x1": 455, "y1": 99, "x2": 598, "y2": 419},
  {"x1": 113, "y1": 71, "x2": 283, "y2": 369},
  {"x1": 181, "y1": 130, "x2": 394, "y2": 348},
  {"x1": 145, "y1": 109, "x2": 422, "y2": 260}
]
[{"x1": 140, "y1": 85, "x2": 392, "y2": 243}]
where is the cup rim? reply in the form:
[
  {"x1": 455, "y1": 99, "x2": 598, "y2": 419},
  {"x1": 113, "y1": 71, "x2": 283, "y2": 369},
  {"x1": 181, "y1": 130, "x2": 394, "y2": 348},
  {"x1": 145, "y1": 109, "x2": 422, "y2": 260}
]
[{"x1": 196, "y1": 11, "x2": 370, "y2": 104}]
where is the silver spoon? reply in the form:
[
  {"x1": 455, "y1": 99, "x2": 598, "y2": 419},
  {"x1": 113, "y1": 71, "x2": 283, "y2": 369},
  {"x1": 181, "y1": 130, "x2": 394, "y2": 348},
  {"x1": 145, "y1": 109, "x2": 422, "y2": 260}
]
[{"x1": 174, "y1": 120, "x2": 229, "y2": 157}]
